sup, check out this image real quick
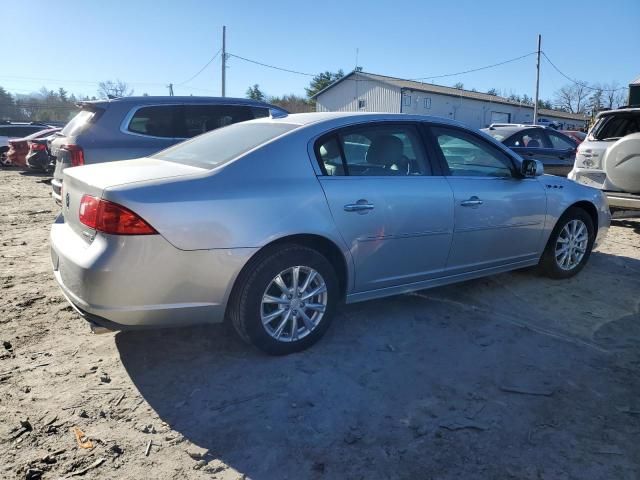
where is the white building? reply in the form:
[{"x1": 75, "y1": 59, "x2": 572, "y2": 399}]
[{"x1": 314, "y1": 71, "x2": 587, "y2": 130}]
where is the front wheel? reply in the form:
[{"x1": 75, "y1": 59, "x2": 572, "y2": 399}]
[
  {"x1": 538, "y1": 207, "x2": 595, "y2": 279},
  {"x1": 229, "y1": 245, "x2": 339, "y2": 355}
]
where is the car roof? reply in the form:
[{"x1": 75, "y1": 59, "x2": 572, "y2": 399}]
[
  {"x1": 250, "y1": 111, "x2": 469, "y2": 128},
  {"x1": 481, "y1": 126, "x2": 536, "y2": 135},
  {"x1": 78, "y1": 96, "x2": 280, "y2": 109},
  {"x1": 596, "y1": 107, "x2": 640, "y2": 118}
]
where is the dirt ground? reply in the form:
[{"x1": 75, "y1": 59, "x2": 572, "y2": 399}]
[{"x1": 0, "y1": 168, "x2": 639, "y2": 480}]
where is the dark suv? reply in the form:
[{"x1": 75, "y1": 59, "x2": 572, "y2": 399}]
[
  {"x1": 482, "y1": 125, "x2": 578, "y2": 176},
  {"x1": 50, "y1": 96, "x2": 287, "y2": 204}
]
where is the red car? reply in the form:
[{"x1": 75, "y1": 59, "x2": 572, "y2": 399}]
[
  {"x1": 560, "y1": 130, "x2": 586, "y2": 145},
  {"x1": 5, "y1": 128, "x2": 60, "y2": 168}
]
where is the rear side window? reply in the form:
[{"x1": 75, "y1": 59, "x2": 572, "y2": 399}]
[
  {"x1": 127, "y1": 105, "x2": 180, "y2": 138},
  {"x1": 316, "y1": 124, "x2": 430, "y2": 176},
  {"x1": 591, "y1": 114, "x2": 640, "y2": 141},
  {"x1": 182, "y1": 105, "x2": 266, "y2": 138},
  {"x1": 547, "y1": 131, "x2": 575, "y2": 149},
  {"x1": 153, "y1": 122, "x2": 297, "y2": 168},
  {"x1": 62, "y1": 110, "x2": 98, "y2": 137}
]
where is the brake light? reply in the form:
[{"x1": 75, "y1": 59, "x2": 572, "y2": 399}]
[
  {"x1": 79, "y1": 195, "x2": 157, "y2": 235},
  {"x1": 61, "y1": 144, "x2": 84, "y2": 167},
  {"x1": 29, "y1": 142, "x2": 46, "y2": 152}
]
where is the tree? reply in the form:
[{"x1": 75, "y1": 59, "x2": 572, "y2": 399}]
[
  {"x1": 486, "y1": 88, "x2": 499, "y2": 96},
  {"x1": 268, "y1": 94, "x2": 313, "y2": 113},
  {"x1": 553, "y1": 83, "x2": 589, "y2": 113},
  {"x1": 601, "y1": 82, "x2": 627, "y2": 109},
  {"x1": 246, "y1": 84, "x2": 265, "y2": 102},
  {"x1": 453, "y1": 82, "x2": 464, "y2": 90},
  {"x1": 305, "y1": 70, "x2": 344, "y2": 100},
  {"x1": 97, "y1": 79, "x2": 133, "y2": 99}
]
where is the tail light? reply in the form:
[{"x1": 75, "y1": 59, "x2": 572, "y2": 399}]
[
  {"x1": 29, "y1": 142, "x2": 46, "y2": 152},
  {"x1": 79, "y1": 195, "x2": 157, "y2": 235},
  {"x1": 61, "y1": 144, "x2": 84, "y2": 167}
]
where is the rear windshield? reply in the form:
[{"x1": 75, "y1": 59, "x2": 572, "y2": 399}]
[
  {"x1": 61, "y1": 109, "x2": 98, "y2": 137},
  {"x1": 590, "y1": 114, "x2": 640, "y2": 141},
  {"x1": 153, "y1": 122, "x2": 298, "y2": 168}
]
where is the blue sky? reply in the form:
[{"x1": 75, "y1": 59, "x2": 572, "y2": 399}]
[{"x1": 4, "y1": 0, "x2": 639, "y2": 100}]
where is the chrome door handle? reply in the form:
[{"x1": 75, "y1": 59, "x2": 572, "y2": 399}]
[
  {"x1": 344, "y1": 202, "x2": 375, "y2": 212},
  {"x1": 460, "y1": 197, "x2": 483, "y2": 207}
]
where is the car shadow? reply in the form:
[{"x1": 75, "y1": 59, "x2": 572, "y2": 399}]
[
  {"x1": 115, "y1": 251, "x2": 640, "y2": 479},
  {"x1": 611, "y1": 219, "x2": 640, "y2": 234}
]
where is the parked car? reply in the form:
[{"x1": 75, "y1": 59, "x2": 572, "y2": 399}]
[
  {"x1": 537, "y1": 118, "x2": 561, "y2": 129},
  {"x1": 50, "y1": 96, "x2": 288, "y2": 204},
  {"x1": 5, "y1": 128, "x2": 61, "y2": 168},
  {"x1": 482, "y1": 125, "x2": 578, "y2": 176},
  {"x1": 51, "y1": 112, "x2": 610, "y2": 355},
  {"x1": 0, "y1": 122, "x2": 53, "y2": 164},
  {"x1": 26, "y1": 129, "x2": 63, "y2": 172},
  {"x1": 561, "y1": 130, "x2": 587, "y2": 144},
  {"x1": 569, "y1": 107, "x2": 640, "y2": 212}
]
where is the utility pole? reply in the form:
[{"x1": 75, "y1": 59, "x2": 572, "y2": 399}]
[
  {"x1": 167, "y1": 83, "x2": 174, "y2": 96},
  {"x1": 221, "y1": 25, "x2": 226, "y2": 97},
  {"x1": 533, "y1": 34, "x2": 541, "y2": 125}
]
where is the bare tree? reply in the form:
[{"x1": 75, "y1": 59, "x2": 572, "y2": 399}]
[
  {"x1": 602, "y1": 82, "x2": 627, "y2": 109},
  {"x1": 98, "y1": 79, "x2": 134, "y2": 99},
  {"x1": 553, "y1": 83, "x2": 590, "y2": 113}
]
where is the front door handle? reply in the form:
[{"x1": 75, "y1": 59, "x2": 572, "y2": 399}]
[
  {"x1": 344, "y1": 201, "x2": 375, "y2": 213},
  {"x1": 460, "y1": 196, "x2": 483, "y2": 207}
]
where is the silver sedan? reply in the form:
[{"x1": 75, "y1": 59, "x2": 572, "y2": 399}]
[{"x1": 50, "y1": 113, "x2": 610, "y2": 354}]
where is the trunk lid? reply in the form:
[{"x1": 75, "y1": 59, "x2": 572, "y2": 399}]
[{"x1": 62, "y1": 157, "x2": 206, "y2": 241}]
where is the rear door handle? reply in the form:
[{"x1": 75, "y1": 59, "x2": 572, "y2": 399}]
[
  {"x1": 344, "y1": 202, "x2": 375, "y2": 212},
  {"x1": 460, "y1": 196, "x2": 483, "y2": 207}
]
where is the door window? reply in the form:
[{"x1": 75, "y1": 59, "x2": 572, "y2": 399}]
[
  {"x1": 127, "y1": 106, "x2": 179, "y2": 138},
  {"x1": 316, "y1": 125, "x2": 429, "y2": 176},
  {"x1": 432, "y1": 127, "x2": 514, "y2": 178},
  {"x1": 547, "y1": 131, "x2": 576, "y2": 149},
  {"x1": 182, "y1": 105, "x2": 262, "y2": 138}
]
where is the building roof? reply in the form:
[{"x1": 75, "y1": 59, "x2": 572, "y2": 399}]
[
  {"x1": 630, "y1": 75, "x2": 640, "y2": 85},
  {"x1": 314, "y1": 71, "x2": 587, "y2": 121}
]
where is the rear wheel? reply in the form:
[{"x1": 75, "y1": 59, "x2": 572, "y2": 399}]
[
  {"x1": 229, "y1": 245, "x2": 339, "y2": 355},
  {"x1": 538, "y1": 207, "x2": 595, "y2": 279}
]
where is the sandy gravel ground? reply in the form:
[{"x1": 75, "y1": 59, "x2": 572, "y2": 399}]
[{"x1": 1, "y1": 168, "x2": 639, "y2": 480}]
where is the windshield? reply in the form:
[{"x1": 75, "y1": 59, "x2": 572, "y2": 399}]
[
  {"x1": 61, "y1": 109, "x2": 98, "y2": 137},
  {"x1": 589, "y1": 114, "x2": 640, "y2": 141},
  {"x1": 153, "y1": 122, "x2": 298, "y2": 168}
]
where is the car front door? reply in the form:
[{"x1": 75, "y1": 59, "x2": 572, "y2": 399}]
[
  {"x1": 544, "y1": 130, "x2": 577, "y2": 176},
  {"x1": 429, "y1": 125, "x2": 547, "y2": 275},
  {"x1": 315, "y1": 123, "x2": 454, "y2": 293}
]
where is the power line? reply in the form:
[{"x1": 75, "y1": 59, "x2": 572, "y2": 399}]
[
  {"x1": 176, "y1": 48, "x2": 222, "y2": 86},
  {"x1": 227, "y1": 53, "x2": 315, "y2": 77},
  {"x1": 541, "y1": 52, "x2": 627, "y2": 92},
  {"x1": 410, "y1": 52, "x2": 537, "y2": 81}
]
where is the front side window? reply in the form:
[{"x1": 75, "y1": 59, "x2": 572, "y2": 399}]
[
  {"x1": 153, "y1": 122, "x2": 297, "y2": 169},
  {"x1": 127, "y1": 105, "x2": 179, "y2": 138},
  {"x1": 432, "y1": 126, "x2": 514, "y2": 178},
  {"x1": 316, "y1": 125, "x2": 429, "y2": 176},
  {"x1": 547, "y1": 131, "x2": 575, "y2": 149},
  {"x1": 182, "y1": 105, "x2": 260, "y2": 138}
]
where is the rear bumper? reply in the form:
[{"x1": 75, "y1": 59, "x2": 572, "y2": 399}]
[
  {"x1": 50, "y1": 214, "x2": 257, "y2": 329},
  {"x1": 606, "y1": 192, "x2": 640, "y2": 211}
]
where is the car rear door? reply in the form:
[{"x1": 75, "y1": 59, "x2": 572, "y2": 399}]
[
  {"x1": 315, "y1": 122, "x2": 454, "y2": 293},
  {"x1": 428, "y1": 125, "x2": 547, "y2": 275}
]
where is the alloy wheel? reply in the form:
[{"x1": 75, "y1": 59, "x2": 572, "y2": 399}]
[
  {"x1": 555, "y1": 219, "x2": 588, "y2": 271},
  {"x1": 260, "y1": 266, "x2": 328, "y2": 342}
]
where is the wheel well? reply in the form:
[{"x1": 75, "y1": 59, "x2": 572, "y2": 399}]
[
  {"x1": 225, "y1": 234, "x2": 349, "y2": 321},
  {"x1": 568, "y1": 201, "x2": 598, "y2": 229}
]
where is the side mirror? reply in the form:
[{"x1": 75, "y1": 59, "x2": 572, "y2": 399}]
[{"x1": 522, "y1": 158, "x2": 544, "y2": 177}]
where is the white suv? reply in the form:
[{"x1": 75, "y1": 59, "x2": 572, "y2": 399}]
[{"x1": 569, "y1": 107, "x2": 640, "y2": 212}]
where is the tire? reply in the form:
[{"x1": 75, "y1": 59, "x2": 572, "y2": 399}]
[
  {"x1": 538, "y1": 207, "x2": 595, "y2": 279},
  {"x1": 229, "y1": 244, "x2": 339, "y2": 355}
]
